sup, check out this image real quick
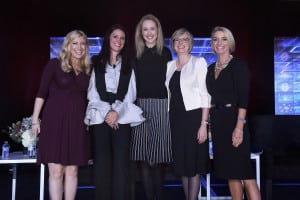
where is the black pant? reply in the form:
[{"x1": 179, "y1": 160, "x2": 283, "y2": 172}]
[{"x1": 91, "y1": 123, "x2": 131, "y2": 200}]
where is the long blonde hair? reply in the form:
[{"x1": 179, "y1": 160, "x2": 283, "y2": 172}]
[
  {"x1": 135, "y1": 14, "x2": 164, "y2": 59},
  {"x1": 59, "y1": 30, "x2": 91, "y2": 75}
]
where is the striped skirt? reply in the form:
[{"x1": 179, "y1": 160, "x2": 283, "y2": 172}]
[{"x1": 130, "y1": 98, "x2": 173, "y2": 165}]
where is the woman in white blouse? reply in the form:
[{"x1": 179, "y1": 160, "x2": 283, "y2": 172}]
[
  {"x1": 84, "y1": 24, "x2": 144, "y2": 200},
  {"x1": 165, "y1": 28, "x2": 211, "y2": 200}
]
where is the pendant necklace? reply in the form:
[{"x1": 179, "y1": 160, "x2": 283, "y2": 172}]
[{"x1": 215, "y1": 55, "x2": 233, "y2": 72}]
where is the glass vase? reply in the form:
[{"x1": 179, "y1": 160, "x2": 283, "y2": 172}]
[{"x1": 23, "y1": 146, "x2": 28, "y2": 155}]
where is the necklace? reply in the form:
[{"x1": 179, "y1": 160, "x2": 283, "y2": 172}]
[{"x1": 215, "y1": 55, "x2": 233, "y2": 72}]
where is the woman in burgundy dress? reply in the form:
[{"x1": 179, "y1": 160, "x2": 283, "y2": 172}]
[{"x1": 31, "y1": 30, "x2": 91, "y2": 200}]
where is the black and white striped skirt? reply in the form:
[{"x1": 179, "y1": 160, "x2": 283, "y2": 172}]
[{"x1": 130, "y1": 98, "x2": 173, "y2": 165}]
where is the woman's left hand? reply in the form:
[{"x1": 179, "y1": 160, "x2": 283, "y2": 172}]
[
  {"x1": 197, "y1": 125, "x2": 207, "y2": 144},
  {"x1": 232, "y1": 128, "x2": 243, "y2": 147}
]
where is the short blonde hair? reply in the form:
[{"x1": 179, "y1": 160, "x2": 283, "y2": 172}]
[
  {"x1": 135, "y1": 14, "x2": 164, "y2": 59},
  {"x1": 211, "y1": 26, "x2": 235, "y2": 53},
  {"x1": 59, "y1": 30, "x2": 91, "y2": 75},
  {"x1": 171, "y1": 28, "x2": 194, "y2": 53}
]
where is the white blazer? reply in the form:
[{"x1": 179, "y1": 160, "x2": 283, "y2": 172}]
[{"x1": 165, "y1": 56, "x2": 211, "y2": 111}]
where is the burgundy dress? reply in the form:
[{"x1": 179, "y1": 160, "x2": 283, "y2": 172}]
[{"x1": 36, "y1": 58, "x2": 89, "y2": 166}]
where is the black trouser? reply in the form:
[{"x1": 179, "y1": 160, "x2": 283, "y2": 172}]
[{"x1": 91, "y1": 123, "x2": 131, "y2": 200}]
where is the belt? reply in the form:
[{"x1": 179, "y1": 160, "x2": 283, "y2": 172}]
[{"x1": 210, "y1": 103, "x2": 236, "y2": 109}]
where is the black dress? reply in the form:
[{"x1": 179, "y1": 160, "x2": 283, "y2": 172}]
[
  {"x1": 206, "y1": 58, "x2": 255, "y2": 179},
  {"x1": 169, "y1": 71, "x2": 210, "y2": 177}
]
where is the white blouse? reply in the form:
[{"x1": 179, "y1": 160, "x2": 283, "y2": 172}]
[{"x1": 84, "y1": 60, "x2": 145, "y2": 127}]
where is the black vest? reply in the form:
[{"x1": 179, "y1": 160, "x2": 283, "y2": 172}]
[{"x1": 95, "y1": 69, "x2": 132, "y2": 104}]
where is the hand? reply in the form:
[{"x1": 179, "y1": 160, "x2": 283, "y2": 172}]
[
  {"x1": 105, "y1": 110, "x2": 119, "y2": 128},
  {"x1": 107, "y1": 122, "x2": 119, "y2": 130},
  {"x1": 197, "y1": 125, "x2": 207, "y2": 144},
  {"x1": 31, "y1": 124, "x2": 40, "y2": 137},
  {"x1": 112, "y1": 123, "x2": 119, "y2": 130},
  {"x1": 232, "y1": 128, "x2": 243, "y2": 147}
]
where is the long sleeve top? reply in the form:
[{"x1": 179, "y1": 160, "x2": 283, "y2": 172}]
[
  {"x1": 84, "y1": 59, "x2": 145, "y2": 126},
  {"x1": 134, "y1": 46, "x2": 172, "y2": 98}
]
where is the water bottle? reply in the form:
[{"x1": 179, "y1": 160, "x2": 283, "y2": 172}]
[
  {"x1": 2, "y1": 141, "x2": 10, "y2": 159},
  {"x1": 28, "y1": 145, "x2": 36, "y2": 158}
]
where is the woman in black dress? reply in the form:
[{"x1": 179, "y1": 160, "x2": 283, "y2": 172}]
[
  {"x1": 166, "y1": 28, "x2": 211, "y2": 200},
  {"x1": 206, "y1": 26, "x2": 261, "y2": 200}
]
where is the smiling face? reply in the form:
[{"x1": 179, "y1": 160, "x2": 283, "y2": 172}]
[
  {"x1": 141, "y1": 19, "x2": 158, "y2": 47},
  {"x1": 110, "y1": 28, "x2": 125, "y2": 54},
  {"x1": 173, "y1": 33, "x2": 191, "y2": 55},
  {"x1": 70, "y1": 36, "x2": 87, "y2": 60},
  {"x1": 211, "y1": 30, "x2": 230, "y2": 55}
]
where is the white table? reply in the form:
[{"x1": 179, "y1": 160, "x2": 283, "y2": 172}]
[
  {"x1": 0, "y1": 151, "x2": 45, "y2": 200},
  {"x1": 199, "y1": 152, "x2": 262, "y2": 200}
]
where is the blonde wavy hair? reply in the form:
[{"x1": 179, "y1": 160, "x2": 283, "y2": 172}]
[
  {"x1": 135, "y1": 14, "x2": 165, "y2": 59},
  {"x1": 59, "y1": 30, "x2": 91, "y2": 75}
]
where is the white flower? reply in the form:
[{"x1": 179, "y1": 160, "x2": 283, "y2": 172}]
[
  {"x1": 21, "y1": 129, "x2": 37, "y2": 147},
  {"x1": 7, "y1": 116, "x2": 40, "y2": 147}
]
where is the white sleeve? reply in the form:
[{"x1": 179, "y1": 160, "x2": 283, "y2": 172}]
[
  {"x1": 84, "y1": 70, "x2": 111, "y2": 125},
  {"x1": 111, "y1": 70, "x2": 145, "y2": 126},
  {"x1": 197, "y1": 57, "x2": 211, "y2": 108}
]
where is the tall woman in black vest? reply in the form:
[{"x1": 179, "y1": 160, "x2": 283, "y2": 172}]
[{"x1": 84, "y1": 24, "x2": 145, "y2": 200}]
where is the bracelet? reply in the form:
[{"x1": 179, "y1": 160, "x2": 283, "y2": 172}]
[
  {"x1": 237, "y1": 117, "x2": 246, "y2": 124},
  {"x1": 201, "y1": 121, "x2": 209, "y2": 125},
  {"x1": 31, "y1": 117, "x2": 41, "y2": 125},
  {"x1": 32, "y1": 119, "x2": 41, "y2": 126},
  {"x1": 235, "y1": 127, "x2": 243, "y2": 133}
]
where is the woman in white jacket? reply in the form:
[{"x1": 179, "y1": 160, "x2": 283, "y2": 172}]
[{"x1": 165, "y1": 28, "x2": 211, "y2": 200}]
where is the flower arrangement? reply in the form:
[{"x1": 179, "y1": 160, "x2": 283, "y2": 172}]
[
  {"x1": 6, "y1": 116, "x2": 38, "y2": 147},
  {"x1": 22, "y1": 129, "x2": 37, "y2": 148}
]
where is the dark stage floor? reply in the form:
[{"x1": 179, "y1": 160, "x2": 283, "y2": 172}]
[{"x1": 1, "y1": 164, "x2": 300, "y2": 200}]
